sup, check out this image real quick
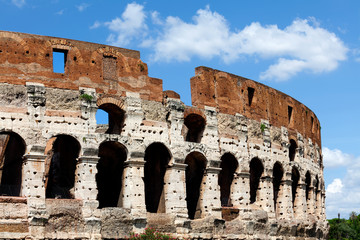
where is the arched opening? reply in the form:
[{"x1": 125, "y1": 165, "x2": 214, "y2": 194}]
[
  {"x1": 218, "y1": 153, "x2": 238, "y2": 207},
  {"x1": 96, "y1": 103, "x2": 125, "y2": 134},
  {"x1": 250, "y1": 158, "x2": 264, "y2": 204},
  {"x1": 273, "y1": 162, "x2": 283, "y2": 214},
  {"x1": 185, "y1": 152, "x2": 207, "y2": 219},
  {"x1": 289, "y1": 139, "x2": 297, "y2": 162},
  {"x1": 314, "y1": 175, "x2": 319, "y2": 209},
  {"x1": 184, "y1": 114, "x2": 205, "y2": 143},
  {"x1": 45, "y1": 135, "x2": 80, "y2": 199},
  {"x1": 144, "y1": 143, "x2": 171, "y2": 213},
  {"x1": 96, "y1": 141, "x2": 127, "y2": 208},
  {"x1": 291, "y1": 167, "x2": 300, "y2": 207},
  {"x1": 305, "y1": 171, "x2": 311, "y2": 202},
  {"x1": 0, "y1": 132, "x2": 25, "y2": 196}
]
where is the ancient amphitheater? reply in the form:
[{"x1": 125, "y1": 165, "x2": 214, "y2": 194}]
[{"x1": 0, "y1": 31, "x2": 328, "y2": 239}]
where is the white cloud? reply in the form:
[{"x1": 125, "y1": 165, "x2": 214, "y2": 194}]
[
  {"x1": 11, "y1": 0, "x2": 25, "y2": 7},
  {"x1": 76, "y1": 3, "x2": 89, "y2": 12},
  {"x1": 90, "y1": 21, "x2": 101, "y2": 29},
  {"x1": 55, "y1": 9, "x2": 64, "y2": 15},
  {"x1": 105, "y1": 3, "x2": 147, "y2": 46},
  {"x1": 323, "y1": 147, "x2": 353, "y2": 168},
  {"x1": 326, "y1": 178, "x2": 343, "y2": 194}
]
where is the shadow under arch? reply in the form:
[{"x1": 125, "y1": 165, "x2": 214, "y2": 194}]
[
  {"x1": 45, "y1": 134, "x2": 80, "y2": 199},
  {"x1": 291, "y1": 166, "x2": 300, "y2": 207},
  {"x1": 250, "y1": 157, "x2": 264, "y2": 204},
  {"x1": 144, "y1": 142, "x2": 171, "y2": 213},
  {"x1": 97, "y1": 102, "x2": 125, "y2": 135},
  {"x1": 273, "y1": 162, "x2": 284, "y2": 216},
  {"x1": 185, "y1": 151, "x2": 207, "y2": 219},
  {"x1": 0, "y1": 132, "x2": 26, "y2": 196},
  {"x1": 183, "y1": 114, "x2": 205, "y2": 143},
  {"x1": 289, "y1": 139, "x2": 297, "y2": 162},
  {"x1": 96, "y1": 141, "x2": 127, "y2": 208},
  {"x1": 218, "y1": 152, "x2": 238, "y2": 207}
]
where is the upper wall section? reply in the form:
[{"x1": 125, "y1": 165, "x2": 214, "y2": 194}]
[
  {"x1": 191, "y1": 66, "x2": 321, "y2": 146},
  {"x1": 0, "y1": 31, "x2": 163, "y2": 101}
]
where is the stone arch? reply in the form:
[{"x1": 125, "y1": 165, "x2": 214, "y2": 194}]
[
  {"x1": 97, "y1": 96, "x2": 125, "y2": 134},
  {"x1": 218, "y1": 152, "x2": 238, "y2": 207},
  {"x1": 0, "y1": 132, "x2": 26, "y2": 196},
  {"x1": 273, "y1": 162, "x2": 284, "y2": 217},
  {"x1": 250, "y1": 157, "x2": 264, "y2": 204},
  {"x1": 289, "y1": 139, "x2": 297, "y2": 162},
  {"x1": 183, "y1": 111, "x2": 206, "y2": 143},
  {"x1": 45, "y1": 135, "x2": 80, "y2": 199},
  {"x1": 185, "y1": 151, "x2": 207, "y2": 219},
  {"x1": 305, "y1": 171, "x2": 311, "y2": 202},
  {"x1": 96, "y1": 141, "x2": 127, "y2": 208},
  {"x1": 144, "y1": 142, "x2": 171, "y2": 213},
  {"x1": 291, "y1": 167, "x2": 300, "y2": 208}
]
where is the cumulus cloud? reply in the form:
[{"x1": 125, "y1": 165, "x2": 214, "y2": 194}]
[
  {"x1": 11, "y1": 0, "x2": 25, "y2": 7},
  {"x1": 105, "y1": 2, "x2": 147, "y2": 46},
  {"x1": 327, "y1": 178, "x2": 343, "y2": 194},
  {"x1": 103, "y1": 4, "x2": 348, "y2": 81},
  {"x1": 323, "y1": 147, "x2": 353, "y2": 168}
]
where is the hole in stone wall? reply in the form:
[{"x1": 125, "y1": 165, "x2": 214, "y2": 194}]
[
  {"x1": 273, "y1": 162, "x2": 283, "y2": 214},
  {"x1": 288, "y1": 106, "x2": 293, "y2": 124},
  {"x1": 218, "y1": 153, "x2": 238, "y2": 207},
  {"x1": 185, "y1": 152, "x2": 207, "y2": 219},
  {"x1": 184, "y1": 114, "x2": 205, "y2": 143},
  {"x1": 45, "y1": 135, "x2": 80, "y2": 199},
  {"x1": 289, "y1": 139, "x2": 297, "y2": 162},
  {"x1": 96, "y1": 141, "x2": 127, "y2": 208},
  {"x1": 314, "y1": 175, "x2": 319, "y2": 203},
  {"x1": 144, "y1": 143, "x2": 171, "y2": 213},
  {"x1": 0, "y1": 132, "x2": 25, "y2": 196},
  {"x1": 250, "y1": 158, "x2": 264, "y2": 204},
  {"x1": 248, "y1": 87, "x2": 255, "y2": 106},
  {"x1": 291, "y1": 167, "x2": 300, "y2": 207},
  {"x1": 96, "y1": 103, "x2": 125, "y2": 134},
  {"x1": 305, "y1": 171, "x2": 311, "y2": 202},
  {"x1": 52, "y1": 49, "x2": 68, "y2": 73}
]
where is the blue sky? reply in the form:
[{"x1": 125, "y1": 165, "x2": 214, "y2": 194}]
[{"x1": 1, "y1": 0, "x2": 360, "y2": 219}]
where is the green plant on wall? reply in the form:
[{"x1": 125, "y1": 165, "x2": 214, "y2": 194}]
[
  {"x1": 138, "y1": 63, "x2": 145, "y2": 72},
  {"x1": 260, "y1": 123, "x2": 267, "y2": 133},
  {"x1": 80, "y1": 93, "x2": 93, "y2": 103}
]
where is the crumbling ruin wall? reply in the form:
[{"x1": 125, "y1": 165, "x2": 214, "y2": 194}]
[{"x1": 0, "y1": 31, "x2": 327, "y2": 239}]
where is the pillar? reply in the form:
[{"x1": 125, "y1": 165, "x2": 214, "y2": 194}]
[
  {"x1": 231, "y1": 172, "x2": 250, "y2": 208},
  {"x1": 200, "y1": 167, "x2": 222, "y2": 218},
  {"x1": 293, "y1": 183, "x2": 307, "y2": 219}
]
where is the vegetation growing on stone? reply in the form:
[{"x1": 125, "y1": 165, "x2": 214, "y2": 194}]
[{"x1": 128, "y1": 228, "x2": 177, "y2": 240}]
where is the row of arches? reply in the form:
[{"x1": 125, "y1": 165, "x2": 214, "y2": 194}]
[{"x1": 0, "y1": 131, "x2": 323, "y2": 220}]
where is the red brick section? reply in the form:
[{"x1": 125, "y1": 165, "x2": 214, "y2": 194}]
[
  {"x1": 191, "y1": 66, "x2": 321, "y2": 147},
  {"x1": 0, "y1": 31, "x2": 163, "y2": 102},
  {"x1": 163, "y1": 90, "x2": 180, "y2": 100},
  {"x1": 184, "y1": 107, "x2": 206, "y2": 121}
]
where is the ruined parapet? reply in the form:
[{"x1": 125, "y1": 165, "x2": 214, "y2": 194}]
[{"x1": 0, "y1": 31, "x2": 328, "y2": 239}]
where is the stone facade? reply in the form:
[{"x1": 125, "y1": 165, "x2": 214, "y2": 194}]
[{"x1": 0, "y1": 31, "x2": 328, "y2": 239}]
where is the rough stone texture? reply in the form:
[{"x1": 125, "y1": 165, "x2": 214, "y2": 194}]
[{"x1": 0, "y1": 31, "x2": 328, "y2": 239}]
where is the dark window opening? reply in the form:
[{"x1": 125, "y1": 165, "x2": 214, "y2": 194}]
[
  {"x1": 144, "y1": 143, "x2": 171, "y2": 213},
  {"x1": 273, "y1": 162, "x2": 283, "y2": 213},
  {"x1": 103, "y1": 56, "x2": 117, "y2": 80},
  {"x1": 288, "y1": 106, "x2": 293, "y2": 124},
  {"x1": 248, "y1": 87, "x2": 255, "y2": 106},
  {"x1": 97, "y1": 103, "x2": 125, "y2": 135},
  {"x1": 45, "y1": 135, "x2": 80, "y2": 199},
  {"x1": 289, "y1": 139, "x2": 297, "y2": 162},
  {"x1": 52, "y1": 49, "x2": 67, "y2": 73},
  {"x1": 305, "y1": 171, "x2": 311, "y2": 201},
  {"x1": 218, "y1": 153, "x2": 238, "y2": 207},
  {"x1": 96, "y1": 141, "x2": 127, "y2": 208},
  {"x1": 291, "y1": 167, "x2": 300, "y2": 207},
  {"x1": 311, "y1": 116, "x2": 314, "y2": 132},
  {"x1": 0, "y1": 132, "x2": 25, "y2": 196},
  {"x1": 184, "y1": 114, "x2": 205, "y2": 143},
  {"x1": 185, "y1": 152, "x2": 207, "y2": 219},
  {"x1": 250, "y1": 158, "x2": 264, "y2": 204},
  {"x1": 314, "y1": 175, "x2": 319, "y2": 202}
]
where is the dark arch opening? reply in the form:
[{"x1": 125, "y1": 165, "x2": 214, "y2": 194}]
[
  {"x1": 291, "y1": 167, "x2": 300, "y2": 207},
  {"x1": 218, "y1": 153, "x2": 238, "y2": 207},
  {"x1": 185, "y1": 152, "x2": 207, "y2": 219},
  {"x1": 144, "y1": 143, "x2": 171, "y2": 213},
  {"x1": 305, "y1": 171, "x2": 311, "y2": 201},
  {"x1": 45, "y1": 135, "x2": 80, "y2": 199},
  {"x1": 0, "y1": 132, "x2": 25, "y2": 196},
  {"x1": 184, "y1": 114, "x2": 205, "y2": 143},
  {"x1": 273, "y1": 162, "x2": 283, "y2": 212},
  {"x1": 289, "y1": 139, "x2": 297, "y2": 162},
  {"x1": 97, "y1": 103, "x2": 125, "y2": 134},
  {"x1": 314, "y1": 175, "x2": 319, "y2": 204},
  {"x1": 250, "y1": 158, "x2": 264, "y2": 204},
  {"x1": 96, "y1": 141, "x2": 127, "y2": 208}
]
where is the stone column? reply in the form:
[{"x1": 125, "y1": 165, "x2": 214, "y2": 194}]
[
  {"x1": 293, "y1": 183, "x2": 307, "y2": 219},
  {"x1": 258, "y1": 175, "x2": 275, "y2": 219},
  {"x1": 231, "y1": 172, "x2": 250, "y2": 208},
  {"x1": 200, "y1": 167, "x2": 222, "y2": 218},
  {"x1": 307, "y1": 186, "x2": 315, "y2": 216},
  {"x1": 163, "y1": 163, "x2": 188, "y2": 218},
  {"x1": 121, "y1": 158, "x2": 146, "y2": 217},
  {"x1": 277, "y1": 179, "x2": 294, "y2": 220},
  {"x1": 315, "y1": 189, "x2": 322, "y2": 218}
]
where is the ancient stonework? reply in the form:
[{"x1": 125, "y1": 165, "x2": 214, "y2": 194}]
[{"x1": 0, "y1": 31, "x2": 328, "y2": 239}]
